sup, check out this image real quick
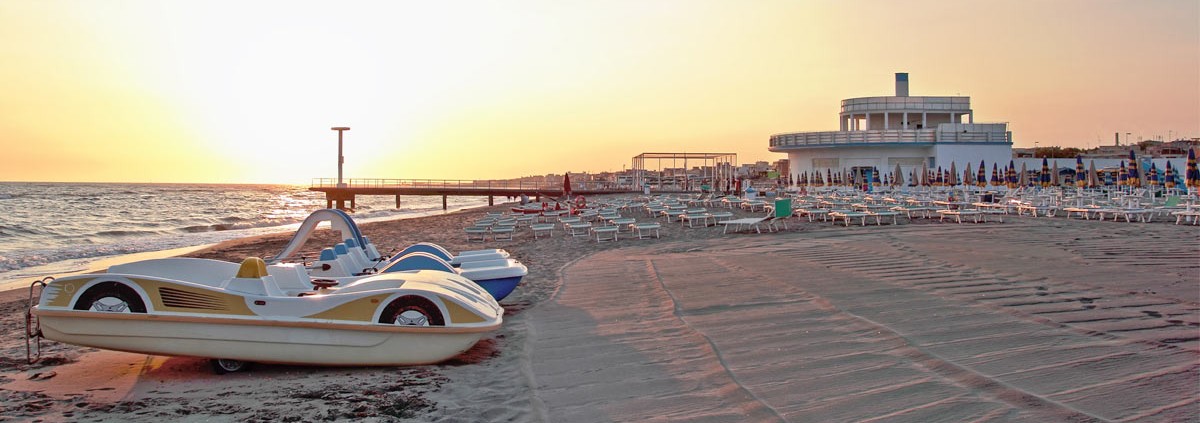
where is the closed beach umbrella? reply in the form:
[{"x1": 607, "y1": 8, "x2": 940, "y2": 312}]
[
  {"x1": 1075, "y1": 156, "x2": 1086, "y2": 188},
  {"x1": 991, "y1": 163, "x2": 1000, "y2": 187},
  {"x1": 893, "y1": 163, "x2": 904, "y2": 188},
  {"x1": 1123, "y1": 150, "x2": 1142, "y2": 186},
  {"x1": 935, "y1": 166, "x2": 944, "y2": 186},
  {"x1": 563, "y1": 172, "x2": 572, "y2": 198},
  {"x1": 1019, "y1": 162, "x2": 1029, "y2": 187},
  {"x1": 1003, "y1": 163, "x2": 1011, "y2": 189},
  {"x1": 921, "y1": 162, "x2": 929, "y2": 187},
  {"x1": 826, "y1": 168, "x2": 832, "y2": 187},
  {"x1": 872, "y1": 167, "x2": 882, "y2": 187},
  {"x1": 949, "y1": 162, "x2": 958, "y2": 186},
  {"x1": 976, "y1": 160, "x2": 987, "y2": 188},
  {"x1": 964, "y1": 162, "x2": 974, "y2": 187},
  {"x1": 1186, "y1": 148, "x2": 1199, "y2": 190},
  {"x1": 1164, "y1": 161, "x2": 1176, "y2": 189},
  {"x1": 1040, "y1": 158, "x2": 1051, "y2": 188},
  {"x1": 1118, "y1": 161, "x2": 1128, "y2": 186},
  {"x1": 1051, "y1": 160, "x2": 1060, "y2": 186},
  {"x1": 1088, "y1": 160, "x2": 1099, "y2": 188},
  {"x1": 1127, "y1": 150, "x2": 1141, "y2": 187},
  {"x1": 1147, "y1": 162, "x2": 1159, "y2": 187}
]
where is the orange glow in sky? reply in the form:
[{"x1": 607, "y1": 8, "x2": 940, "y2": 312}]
[{"x1": 1, "y1": 1, "x2": 1197, "y2": 184}]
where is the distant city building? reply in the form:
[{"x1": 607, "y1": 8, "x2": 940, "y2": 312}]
[{"x1": 768, "y1": 73, "x2": 1013, "y2": 180}]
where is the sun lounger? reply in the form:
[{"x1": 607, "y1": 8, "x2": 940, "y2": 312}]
[
  {"x1": 1063, "y1": 207, "x2": 1099, "y2": 220},
  {"x1": 530, "y1": 223, "x2": 556, "y2": 239},
  {"x1": 590, "y1": 226, "x2": 619, "y2": 242},
  {"x1": 1171, "y1": 210, "x2": 1200, "y2": 225},
  {"x1": 680, "y1": 212, "x2": 715, "y2": 228},
  {"x1": 797, "y1": 208, "x2": 830, "y2": 222},
  {"x1": 609, "y1": 217, "x2": 637, "y2": 231},
  {"x1": 720, "y1": 217, "x2": 768, "y2": 234},
  {"x1": 631, "y1": 222, "x2": 661, "y2": 239},
  {"x1": 828, "y1": 211, "x2": 870, "y2": 227},
  {"x1": 491, "y1": 225, "x2": 515, "y2": 241},
  {"x1": 564, "y1": 222, "x2": 592, "y2": 237},
  {"x1": 937, "y1": 210, "x2": 981, "y2": 224},
  {"x1": 465, "y1": 226, "x2": 490, "y2": 242},
  {"x1": 870, "y1": 210, "x2": 901, "y2": 225}
]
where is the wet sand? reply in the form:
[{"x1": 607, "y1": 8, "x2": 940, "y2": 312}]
[{"x1": 1, "y1": 200, "x2": 1197, "y2": 421}]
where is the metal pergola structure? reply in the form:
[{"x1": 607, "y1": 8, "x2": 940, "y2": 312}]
[{"x1": 631, "y1": 152, "x2": 737, "y2": 192}]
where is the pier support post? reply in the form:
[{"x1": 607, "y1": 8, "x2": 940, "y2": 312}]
[
  {"x1": 395, "y1": 195, "x2": 401, "y2": 209},
  {"x1": 442, "y1": 195, "x2": 447, "y2": 210},
  {"x1": 488, "y1": 196, "x2": 494, "y2": 206}
]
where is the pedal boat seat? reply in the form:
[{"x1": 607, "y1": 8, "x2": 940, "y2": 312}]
[{"x1": 221, "y1": 257, "x2": 287, "y2": 297}]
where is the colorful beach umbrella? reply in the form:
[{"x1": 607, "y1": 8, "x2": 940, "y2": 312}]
[
  {"x1": 991, "y1": 163, "x2": 1000, "y2": 187},
  {"x1": 1186, "y1": 148, "x2": 1199, "y2": 190},
  {"x1": 872, "y1": 167, "x2": 882, "y2": 187},
  {"x1": 1164, "y1": 161, "x2": 1176, "y2": 189},
  {"x1": 1147, "y1": 162, "x2": 1159, "y2": 187},
  {"x1": 1075, "y1": 156, "x2": 1086, "y2": 188},
  {"x1": 1118, "y1": 161, "x2": 1128, "y2": 186},
  {"x1": 1127, "y1": 150, "x2": 1141, "y2": 188},
  {"x1": 1005, "y1": 162, "x2": 1016, "y2": 189},
  {"x1": 976, "y1": 160, "x2": 987, "y2": 188}
]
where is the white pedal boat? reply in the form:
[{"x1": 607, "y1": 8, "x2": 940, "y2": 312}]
[{"x1": 29, "y1": 257, "x2": 502, "y2": 373}]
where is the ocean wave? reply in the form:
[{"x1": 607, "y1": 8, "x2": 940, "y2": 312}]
[{"x1": 94, "y1": 229, "x2": 165, "y2": 238}]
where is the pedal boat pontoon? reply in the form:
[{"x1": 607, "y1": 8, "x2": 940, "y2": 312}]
[{"x1": 29, "y1": 257, "x2": 502, "y2": 372}]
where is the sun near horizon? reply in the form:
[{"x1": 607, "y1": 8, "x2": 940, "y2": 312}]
[{"x1": 0, "y1": 1, "x2": 1196, "y2": 185}]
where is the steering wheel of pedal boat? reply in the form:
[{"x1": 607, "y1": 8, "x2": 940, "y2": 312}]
[
  {"x1": 73, "y1": 281, "x2": 147, "y2": 313},
  {"x1": 379, "y1": 295, "x2": 445, "y2": 326},
  {"x1": 210, "y1": 359, "x2": 253, "y2": 374}
]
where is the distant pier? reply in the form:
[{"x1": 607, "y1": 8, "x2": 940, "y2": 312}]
[{"x1": 309, "y1": 178, "x2": 632, "y2": 211}]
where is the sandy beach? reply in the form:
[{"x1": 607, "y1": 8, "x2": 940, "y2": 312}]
[{"x1": 1, "y1": 199, "x2": 1197, "y2": 422}]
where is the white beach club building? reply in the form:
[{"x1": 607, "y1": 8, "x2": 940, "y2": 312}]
[{"x1": 769, "y1": 73, "x2": 1013, "y2": 183}]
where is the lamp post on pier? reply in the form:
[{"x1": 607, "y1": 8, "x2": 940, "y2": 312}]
[{"x1": 332, "y1": 127, "x2": 350, "y2": 188}]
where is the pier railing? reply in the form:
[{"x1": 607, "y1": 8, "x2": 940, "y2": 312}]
[{"x1": 310, "y1": 178, "x2": 627, "y2": 192}]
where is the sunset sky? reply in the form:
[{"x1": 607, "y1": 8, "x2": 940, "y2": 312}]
[{"x1": 1, "y1": 1, "x2": 1197, "y2": 184}]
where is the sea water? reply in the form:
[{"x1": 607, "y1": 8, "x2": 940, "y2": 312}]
[{"x1": 0, "y1": 182, "x2": 489, "y2": 288}]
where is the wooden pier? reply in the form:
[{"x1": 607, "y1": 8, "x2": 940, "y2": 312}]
[{"x1": 309, "y1": 178, "x2": 632, "y2": 210}]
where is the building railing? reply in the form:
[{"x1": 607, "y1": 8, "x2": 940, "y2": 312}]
[
  {"x1": 310, "y1": 178, "x2": 629, "y2": 191},
  {"x1": 768, "y1": 128, "x2": 1012, "y2": 149}
]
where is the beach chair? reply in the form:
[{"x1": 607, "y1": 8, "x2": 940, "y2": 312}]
[{"x1": 765, "y1": 198, "x2": 793, "y2": 231}]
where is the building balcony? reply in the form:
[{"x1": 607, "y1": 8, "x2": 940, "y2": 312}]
[{"x1": 768, "y1": 124, "x2": 1012, "y2": 151}]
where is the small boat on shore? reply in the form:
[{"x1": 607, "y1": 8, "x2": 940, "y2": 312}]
[
  {"x1": 380, "y1": 251, "x2": 527, "y2": 301},
  {"x1": 28, "y1": 257, "x2": 502, "y2": 373},
  {"x1": 269, "y1": 210, "x2": 527, "y2": 300}
]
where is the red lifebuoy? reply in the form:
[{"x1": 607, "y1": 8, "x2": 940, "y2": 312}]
[{"x1": 575, "y1": 196, "x2": 587, "y2": 209}]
